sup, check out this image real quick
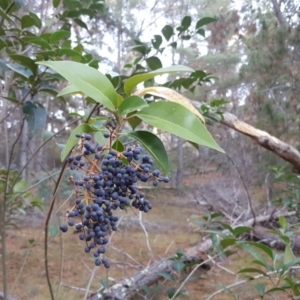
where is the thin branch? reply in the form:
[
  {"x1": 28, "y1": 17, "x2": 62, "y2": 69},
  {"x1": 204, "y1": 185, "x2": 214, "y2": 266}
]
[
  {"x1": 226, "y1": 154, "x2": 256, "y2": 225},
  {"x1": 206, "y1": 268, "x2": 281, "y2": 300},
  {"x1": 171, "y1": 254, "x2": 219, "y2": 300}
]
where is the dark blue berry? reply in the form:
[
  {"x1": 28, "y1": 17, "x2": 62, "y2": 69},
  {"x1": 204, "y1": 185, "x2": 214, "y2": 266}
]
[{"x1": 60, "y1": 224, "x2": 68, "y2": 232}]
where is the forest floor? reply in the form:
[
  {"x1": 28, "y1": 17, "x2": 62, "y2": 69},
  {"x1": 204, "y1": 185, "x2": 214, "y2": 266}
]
[{"x1": 0, "y1": 172, "x2": 287, "y2": 300}]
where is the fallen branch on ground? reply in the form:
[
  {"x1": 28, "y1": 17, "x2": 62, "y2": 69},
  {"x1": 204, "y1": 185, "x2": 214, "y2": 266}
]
[{"x1": 87, "y1": 210, "x2": 296, "y2": 300}]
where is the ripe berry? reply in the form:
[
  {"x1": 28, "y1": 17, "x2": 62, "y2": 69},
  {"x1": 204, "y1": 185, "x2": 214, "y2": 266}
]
[
  {"x1": 103, "y1": 133, "x2": 110, "y2": 138},
  {"x1": 60, "y1": 224, "x2": 68, "y2": 232}
]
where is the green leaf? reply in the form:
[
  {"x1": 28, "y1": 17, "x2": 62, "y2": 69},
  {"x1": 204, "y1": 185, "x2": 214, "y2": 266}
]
[
  {"x1": 23, "y1": 101, "x2": 47, "y2": 133},
  {"x1": 53, "y1": 0, "x2": 61, "y2": 8},
  {"x1": 61, "y1": 124, "x2": 98, "y2": 161},
  {"x1": 238, "y1": 268, "x2": 269, "y2": 277},
  {"x1": 124, "y1": 65, "x2": 194, "y2": 95},
  {"x1": 196, "y1": 28, "x2": 205, "y2": 37},
  {"x1": 74, "y1": 18, "x2": 88, "y2": 30},
  {"x1": 57, "y1": 84, "x2": 80, "y2": 97},
  {"x1": 220, "y1": 238, "x2": 236, "y2": 249},
  {"x1": 181, "y1": 16, "x2": 191, "y2": 30},
  {"x1": 29, "y1": 12, "x2": 42, "y2": 28},
  {"x1": 254, "y1": 283, "x2": 265, "y2": 295},
  {"x1": 0, "y1": 7, "x2": 13, "y2": 23},
  {"x1": 57, "y1": 48, "x2": 82, "y2": 58},
  {"x1": 49, "y1": 225, "x2": 59, "y2": 238},
  {"x1": 238, "y1": 244, "x2": 266, "y2": 266},
  {"x1": 94, "y1": 131, "x2": 107, "y2": 146},
  {"x1": 128, "y1": 116, "x2": 142, "y2": 130},
  {"x1": 0, "y1": 38, "x2": 7, "y2": 51},
  {"x1": 13, "y1": 180, "x2": 28, "y2": 193},
  {"x1": 112, "y1": 139, "x2": 124, "y2": 152},
  {"x1": 279, "y1": 216, "x2": 288, "y2": 230},
  {"x1": 283, "y1": 244, "x2": 295, "y2": 265},
  {"x1": 118, "y1": 96, "x2": 148, "y2": 116},
  {"x1": 37, "y1": 61, "x2": 117, "y2": 111},
  {"x1": 232, "y1": 226, "x2": 252, "y2": 236},
  {"x1": 135, "y1": 102, "x2": 223, "y2": 152},
  {"x1": 24, "y1": 38, "x2": 52, "y2": 50},
  {"x1": 196, "y1": 17, "x2": 216, "y2": 29},
  {"x1": 151, "y1": 35, "x2": 162, "y2": 50},
  {"x1": 6, "y1": 63, "x2": 33, "y2": 78},
  {"x1": 9, "y1": 54, "x2": 37, "y2": 75},
  {"x1": 246, "y1": 241, "x2": 274, "y2": 261},
  {"x1": 170, "y1": 42, "x2": 177, "y2": 49},
  {"x1": 42, "y1": 130, "x2": 54, "y2": 142},
  {"x1": 50, "y1": 30, "x2": 70, "y2": 44},
  {"x1": 171, "y1": 261, "x2": 185, "y2": 273},
  {"x1": 162, "y1": 25, "x2": 174, "y2": 41},
  {"x1": 158, "y1": 272, "x2": 175, "y2": 282},
  {"x1": 21, "y1": 15, "x2": 38, "y2": 29},
  {"x1": 146, "y1": 57, "x2": 162, "y2": 71},
  {"x1": 125, "y1": 131, "x2": 169, "y2": 174}
]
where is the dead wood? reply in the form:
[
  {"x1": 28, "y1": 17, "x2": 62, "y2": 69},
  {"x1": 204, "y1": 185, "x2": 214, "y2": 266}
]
[
  {"x1": 87, "y1": 210, "x2": 296, "y2": 300},
  {"x1": 219, "y1": 112, "x2": 300, "y2": 173}
]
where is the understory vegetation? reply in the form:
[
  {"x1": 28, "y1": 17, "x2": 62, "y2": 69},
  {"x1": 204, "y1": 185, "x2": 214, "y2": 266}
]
[{"x1": 1, "y1": 0, "x2": 300, "y2": 300}]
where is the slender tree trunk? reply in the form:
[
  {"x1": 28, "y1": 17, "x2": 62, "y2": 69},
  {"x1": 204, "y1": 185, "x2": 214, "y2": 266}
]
[{"x1": 270, "y1": 0, "x2": 288, "y2": 27}]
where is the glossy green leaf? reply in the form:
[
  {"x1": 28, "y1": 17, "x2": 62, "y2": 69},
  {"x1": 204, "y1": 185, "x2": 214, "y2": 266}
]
[
  {"x1": 181, "y1": 16, "x2": 192, "y2": 30},
  {"x1": 57, "y1": 48, "x2": 82, "y2": 58},
  {"x1": 9, "y1": 54, "x2": 37, "y2": 75},
  {"x1": 29, "y1": 12, "x2": 42, "y2": 28},
  {"x1": 61, "y1": 124, "x2": 98, "y2": 161},
  {"x1": 25, "y1": 38, "x2": 52, "y2": 50},
  {"x1": 6, "y1": 63, "x2": 33, "y2": 78},
  {"x1": 0, "y1": 7, "x2": 13, "y2": 23},
  {"x1": 196, "y1": 17, "x2": 216, "y2": 29},
  {"x1": 162, "y1": 25, "x2": 173, "y2": 41},
  {"x1": 126, "y1": 130, "x2": 169, "y2": 174},
  {"x1": 57, "y1": 84, "x2": 80, "y2": 97},
  {"x1": 124, "y1": 65, "x2": 194, "y2": 95},
  {"x1": 50, "y1": 30, "x2": 70, "y2": 44},
  {"x1": 146, "y1": 56, "x2": 162, "y2": 71},
  {"x1": 118, "y1": 96, "x2": 148, "y2": 116},
  {"x1": 136, "y1": 102, "x2": 223, "y2": 152},
  {"x1": 196, "y1": 28, "x2": 205, "y2": 37},
  {"x1": 37, "y1": 61, "x2": 117, "y2": 111},
  {"x1": 21, "y1": 15, "x2": 37, "y2": 29},
  {"x1": 23, "y1": 101, "x2": 47, "y2": 133},
  {"x1": 238, "y1": 244, "x2": 266, "y2": 266},
  {"x1": 112, "y1": 139, "x2": 124, "y2": 152},
  {"x1": 246, "y1": 241, "x2": 274, "y2": 261},
  {"x1": 128, "y1": 116, "x2": 142, "y2": 130},
  {"x1": 151, "y1": 35, "x2": 162, "y2": 50},
  {"x1": 74, "y1": 18, "x2": 88, "y2": 30}
]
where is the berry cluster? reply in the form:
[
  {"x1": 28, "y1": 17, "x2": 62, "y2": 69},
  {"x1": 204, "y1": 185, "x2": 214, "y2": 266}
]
[{"x1": 60, "y1": 132, "x2": 169, "y2": 267}]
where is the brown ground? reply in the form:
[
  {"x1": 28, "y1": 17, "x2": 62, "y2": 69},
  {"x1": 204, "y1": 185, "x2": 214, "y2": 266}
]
[{"x1": 0, "y1": 186, "x2": 291, "y2": 300}]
